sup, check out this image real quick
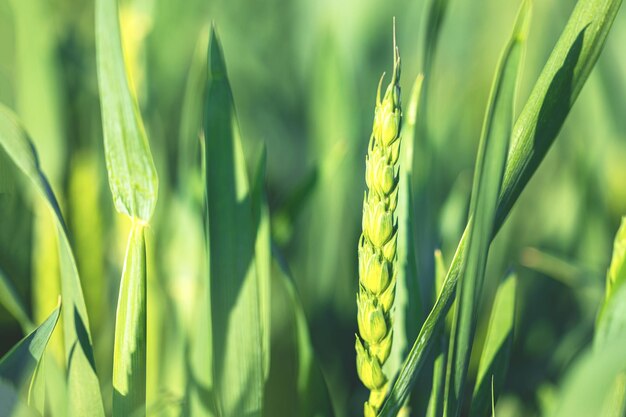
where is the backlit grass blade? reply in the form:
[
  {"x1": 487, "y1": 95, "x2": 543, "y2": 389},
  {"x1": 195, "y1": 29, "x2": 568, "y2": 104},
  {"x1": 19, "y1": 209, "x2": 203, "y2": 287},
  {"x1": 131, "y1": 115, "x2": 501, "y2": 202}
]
[
  {"x1": 203, "y1": 25, "x2": 264, "y2": 417},
  {"x1": 111, "y1": 223, "x2": 147, "y2": 416},
  {"x1": 470, "y1": 273, "x2": 517, "y2": 417},
  {"x1": 443, "y1": 4, "x2": 529, "y2": 415},
  {"x1": 595, "y1": 217, "x2": 626, "y2": 348},
  {"x1": 0, "y1": 304, "x2": 60, "y2": 393},
  {"x1": 0, "y1": 268, "x2": 33, "y2": 332},
  {"x1": 378, "y1": 0, "x2": 622, "y2": 414},
  {"x1": 96, "y1": 0, "x2": 159, "y2": 414},
  {"x1": 95, "y1": 0, "x2": 158, "y2": 222},
  {"x1": 0, "y1": 104, "x2": 105, "y2": 417}
]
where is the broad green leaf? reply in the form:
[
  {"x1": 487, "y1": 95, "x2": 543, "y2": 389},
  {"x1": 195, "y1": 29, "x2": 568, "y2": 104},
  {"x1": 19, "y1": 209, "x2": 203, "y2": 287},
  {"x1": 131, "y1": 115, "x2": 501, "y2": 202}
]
[
  {"x1": 596, "y1": 217, "x2": 626, "y2": 347},
  {"x1": 112, "y1": 223, "x2": 147, "y2": 417},
  {"x1": 444, "y1": 4, "x2": 529, "y2": 415},
  {"x1": 203, "y1": 26, "x2": 264, "y2": 417},
  {"x1": 95, "y1": 0, "x2": 158, "y2": 222},
  {"x1": 0, "y1": 305, "x2": 60, "y2": 393},
  {"x1": 378, "y1": 0, "x2": 623, "y2": 414},
  {"x1": 251, "y1": 148, "x2": 271, "y2": 382},
  {"x1": 0, "y1": 104, "x2": 105, "y2": 417},
  {"x1": 0, "y1": 268, "x2": 33, "y2": 332},
  {"x1": 470, "y1": 273, "x2": 517, "y2": 417}
]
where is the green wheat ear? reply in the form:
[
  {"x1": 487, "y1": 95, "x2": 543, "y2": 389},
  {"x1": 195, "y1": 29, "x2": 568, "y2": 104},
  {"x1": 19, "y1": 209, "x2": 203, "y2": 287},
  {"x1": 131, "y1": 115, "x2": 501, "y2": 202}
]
[{"x1": 356, "y1": 21, "x2": 402, "y2": 417}]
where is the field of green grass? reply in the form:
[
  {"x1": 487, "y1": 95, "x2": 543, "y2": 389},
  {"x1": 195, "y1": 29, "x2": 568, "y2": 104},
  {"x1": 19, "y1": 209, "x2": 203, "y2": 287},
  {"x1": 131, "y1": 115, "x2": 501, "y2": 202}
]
[{"x1": 0, "y1": 0, "x2": 625, "y2": 416}]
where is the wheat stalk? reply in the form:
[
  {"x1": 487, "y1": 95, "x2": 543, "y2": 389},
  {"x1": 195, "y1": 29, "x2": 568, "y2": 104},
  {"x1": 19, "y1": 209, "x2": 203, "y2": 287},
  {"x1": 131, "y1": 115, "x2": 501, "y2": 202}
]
[{"x1": 356, "y1": 23, "x2": 402, "y2": 417}]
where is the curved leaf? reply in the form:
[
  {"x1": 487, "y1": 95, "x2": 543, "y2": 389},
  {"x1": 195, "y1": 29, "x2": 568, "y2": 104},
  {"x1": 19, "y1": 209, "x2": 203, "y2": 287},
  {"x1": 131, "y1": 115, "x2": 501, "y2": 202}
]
[
  {"x1": 0, "y1": 304, "x2": 60, "y2": 392},
  {"x1": 443, "y1": 3, "x2": 529, "y2": 415},
  {"x1": 470, "y1": 274, "x2": 517, "y2": 417},
  {"x1": 378, "y1": 0, "x2": 622, "y2": 414},
  {"x1": 0, "y1": 104, "x2": 105, "y2": 417}
]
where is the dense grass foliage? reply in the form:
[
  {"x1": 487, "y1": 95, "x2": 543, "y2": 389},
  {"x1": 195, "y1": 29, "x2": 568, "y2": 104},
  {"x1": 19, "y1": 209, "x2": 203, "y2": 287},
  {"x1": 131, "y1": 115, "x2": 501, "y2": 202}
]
[{"x1": 0, "y1": 0, "x2": 625, "y2": 416}]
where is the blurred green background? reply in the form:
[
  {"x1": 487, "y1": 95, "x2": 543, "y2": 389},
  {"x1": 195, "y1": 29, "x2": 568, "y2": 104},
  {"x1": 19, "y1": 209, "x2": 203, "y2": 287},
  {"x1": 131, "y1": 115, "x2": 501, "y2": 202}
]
[{"x1": 0, "y1": 0, "x2": 625, "y2": 416}]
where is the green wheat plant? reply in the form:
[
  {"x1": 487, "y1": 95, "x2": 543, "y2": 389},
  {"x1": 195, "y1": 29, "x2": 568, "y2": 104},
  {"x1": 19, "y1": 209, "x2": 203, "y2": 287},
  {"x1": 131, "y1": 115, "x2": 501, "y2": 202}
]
[{"x1": 0, "y1": 0, "x2": 625, "y2": 416}]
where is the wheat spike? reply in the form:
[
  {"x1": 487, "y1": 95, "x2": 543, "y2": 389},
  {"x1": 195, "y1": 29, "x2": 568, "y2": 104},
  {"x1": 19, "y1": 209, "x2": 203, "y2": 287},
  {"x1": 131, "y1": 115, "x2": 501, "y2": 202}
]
[{"x1": 356, "y1": 21, "x2": 402, "y2": 417}]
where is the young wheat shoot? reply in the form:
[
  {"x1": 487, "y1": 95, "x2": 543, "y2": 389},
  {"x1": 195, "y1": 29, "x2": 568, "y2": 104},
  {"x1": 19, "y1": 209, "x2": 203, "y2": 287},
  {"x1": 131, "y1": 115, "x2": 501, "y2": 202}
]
[{"x1": 356, "y1": 25, "x2": 402, "y2": 417}]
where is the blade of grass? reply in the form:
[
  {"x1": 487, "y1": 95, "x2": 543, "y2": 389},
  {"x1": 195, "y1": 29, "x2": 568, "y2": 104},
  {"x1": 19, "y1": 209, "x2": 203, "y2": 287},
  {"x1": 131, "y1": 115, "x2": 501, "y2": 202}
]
[
  {"x1": 177, "y1": 28, "x2": 214, "y2": 417},
  {"x1": 203, "y1": 25, "x2": 264, "y2": 417},
  {"x1": 378, "y1": 0, "x2": 623, "y2": 414},
  {"x1": 0, "y1": 104, "x2": 105, "y2": 417},
  {"x1": 470, "y1": 273, "x2": 517, "y2": 417},
  {"x1": 95, "y1": 0, "x2": 158, "y2": 223},
  {"x1": 95, "y1": 0, "x2": 159, "y2": 414},
  {"x1": 595, "y1": 217, "x2": 626, "y2": 348},
  {"x1": 443, "y1": 4, "x2": 529, "y2": 415},
  {"x1": 425, "y1": 250, "x2": 449, "y2": 417},
  {"x1": 0, "y1": 304, "x2": 60, "y2": 393},
  {"x1": 111, "y1": 223, "x2": 148, "y2": 416}
]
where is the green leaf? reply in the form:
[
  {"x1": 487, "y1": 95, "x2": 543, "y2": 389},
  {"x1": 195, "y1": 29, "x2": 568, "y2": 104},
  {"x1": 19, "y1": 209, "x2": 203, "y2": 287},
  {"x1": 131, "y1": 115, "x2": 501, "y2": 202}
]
[
  {"x1": 443, "y1": 4, "x2": 529, "y2": 415},
  {"x1": 0, "y1": 268, "x2": 33, "y2": 332},
  {"x1": 0, "y1": 304, "x2": 60, "y2": 393},
  {"x1": 96, "y1": 0, "x2": 160, "y2": 414},
  {"x1": 251, "y1": 148, "x2": 271, "y2": 382},
  {"x1": 425, "y1": 250, "x2": 448, "y2": 417},
  {"x1": 596, "y1": 217, "x2": 626, "y2": 348},
  {"x1": 95, "y1": 0, "x2": 158, "y2": 222},
  {"x1": 112, "y1": 224, "x2": 147, "y2": 417},
  {"x1": 470, "y1": 273, "x2": 517, "y2": 417},
  {"x1": 0, "y1": 104, "x2": 105, "y2": 417},
  {"x1": 378, "y1": 0, "x2": 623, "y2": 414},
  {"x1": 203, "y1": 25, "x2": 264, "y2": 417}
]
